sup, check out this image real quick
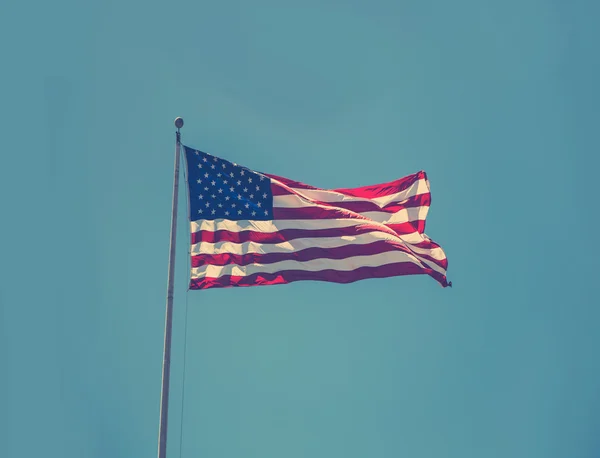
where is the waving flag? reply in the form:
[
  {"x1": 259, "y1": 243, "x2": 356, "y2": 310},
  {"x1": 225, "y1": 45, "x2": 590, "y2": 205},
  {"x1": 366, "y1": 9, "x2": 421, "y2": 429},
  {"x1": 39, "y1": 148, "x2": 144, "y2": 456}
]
[{"x1": 184, "y1": 145, "x2": 449, "y2": 290}]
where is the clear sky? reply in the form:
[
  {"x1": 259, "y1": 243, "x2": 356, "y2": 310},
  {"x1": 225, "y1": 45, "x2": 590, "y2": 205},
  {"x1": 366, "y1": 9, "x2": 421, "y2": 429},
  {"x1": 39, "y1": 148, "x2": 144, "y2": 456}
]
[{"x1": 1, "y1": 1, "x2": 599, "y2": 457}]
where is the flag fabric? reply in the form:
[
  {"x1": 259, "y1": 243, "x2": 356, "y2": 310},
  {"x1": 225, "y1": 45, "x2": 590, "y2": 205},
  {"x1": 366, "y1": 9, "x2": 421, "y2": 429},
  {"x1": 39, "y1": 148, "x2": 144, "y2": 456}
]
[{"x1": 183, "y1": 145, "x2": 449, "y2": 290}]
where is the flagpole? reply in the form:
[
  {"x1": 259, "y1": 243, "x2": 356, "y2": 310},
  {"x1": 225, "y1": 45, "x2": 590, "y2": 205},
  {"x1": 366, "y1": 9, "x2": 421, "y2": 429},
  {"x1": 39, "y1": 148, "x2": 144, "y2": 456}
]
[{"x1": 158, "y1": 117, "x2": 184, "y2": 458}]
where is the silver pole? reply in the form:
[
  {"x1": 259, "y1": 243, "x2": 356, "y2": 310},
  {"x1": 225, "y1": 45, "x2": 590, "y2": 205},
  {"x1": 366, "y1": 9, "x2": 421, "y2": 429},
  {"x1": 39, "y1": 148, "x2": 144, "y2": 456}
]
[{"x1": 158, "y1": 117, "x2": 184, "y2": 458}]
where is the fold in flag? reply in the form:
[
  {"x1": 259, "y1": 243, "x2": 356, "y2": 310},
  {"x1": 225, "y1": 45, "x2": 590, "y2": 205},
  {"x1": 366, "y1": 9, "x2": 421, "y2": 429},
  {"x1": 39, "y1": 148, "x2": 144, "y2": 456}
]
[{"x1": 183, "y1": 145, "x2": 449, "y2": 290}]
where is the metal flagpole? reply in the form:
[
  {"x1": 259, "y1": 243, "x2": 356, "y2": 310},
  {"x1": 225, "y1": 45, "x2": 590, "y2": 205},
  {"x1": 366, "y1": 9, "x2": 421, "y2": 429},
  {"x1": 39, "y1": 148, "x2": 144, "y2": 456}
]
[{"x1": 158, "y1": 117, "x2": 184, "y2": 458}]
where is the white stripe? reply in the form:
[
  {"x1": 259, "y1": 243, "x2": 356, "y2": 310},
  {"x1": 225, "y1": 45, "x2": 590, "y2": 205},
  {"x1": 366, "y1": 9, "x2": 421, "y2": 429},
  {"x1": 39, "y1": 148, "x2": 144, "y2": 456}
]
[
  {"x1": 361, "y1": 206, "x2": 429, "y2": 224},
  {"x1": 278, "y1": 178, "x2": 429, "y2": 207},
  {"x1": 190, "y1": 218, "x2": 362, "y2": 233},
  {"x1": 405, "y1": 243, "x2": 446, "y2": 261},
  {"x1": 191, "y1": 250, "x2": 430, "y2": 279}
]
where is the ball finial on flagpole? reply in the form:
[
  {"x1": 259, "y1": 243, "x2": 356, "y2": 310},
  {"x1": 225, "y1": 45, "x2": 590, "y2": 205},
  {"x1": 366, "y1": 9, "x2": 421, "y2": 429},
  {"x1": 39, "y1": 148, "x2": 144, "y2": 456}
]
[{"x1": 174, "y1": 117, "x2": 184, "y2": 129}]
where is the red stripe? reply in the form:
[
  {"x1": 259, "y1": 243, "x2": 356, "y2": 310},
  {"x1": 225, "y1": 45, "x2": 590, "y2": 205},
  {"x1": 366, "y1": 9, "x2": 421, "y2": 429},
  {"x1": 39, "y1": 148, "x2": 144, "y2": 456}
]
[
  {"x1": 412, "y1": 238, "x2": 443, "y2": 251},
  {"x1": 387, "y1": 221, "x2": 426, "y2": 234},
  {"x1": 191, "y1": 240, "x2": 417, "y2": 268},
  {"x1": 190, "y1": 261, "x2": 448, "y2": 290},
  {"x1": 266, "y1": 171, "x2": 426, "y2": 199},
  {"x1": 333, "y1": 171, "x2": 427, "y2": 199},
  {"x1": 272, "y1": 191, "x2": 431, "y2": 214},
  {"x1": 270, "y1": 205, "x2": 427, "y2": 221},
  {"x1": 341, "y1": 192, "x2": 429, "y2": 213},
  {"x1": 272, "y1": 206, "x2": 368, "y2": 221}
]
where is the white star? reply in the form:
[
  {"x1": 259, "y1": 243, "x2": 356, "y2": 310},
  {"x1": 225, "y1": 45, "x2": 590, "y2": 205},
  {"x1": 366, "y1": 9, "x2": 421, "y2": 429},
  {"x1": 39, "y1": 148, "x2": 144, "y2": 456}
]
[
  {"x1": 205, "y1": 202, "x2": 210, "y2": 208},
  {"x1": 229, "y1": 187, "x2": 235, "y2": 192},
  {"x1": 218, "y1": 203, "x2": 223, "y2": 208},
  {"x1": 211, "y1": 180, "x2": 216, "y2": 186},
  {"x1": 264, "y1": 210, "x2": 268, "y2": 215},
  {"x1": 262, "y1": 193, "x2": 267, "y2": 199},
  {"x1": 237, "y1": 194, "x2": 242, "y2": 200},
  {"x1": 211, "y1": 194, "x2": 216, "y2": 199},
  {"x1": 240, "y1": 170, "x2": 245, "y2": 176},
  {"x1": 257, "y1": 202, "x2": 262, "y2": 208},
  {"x1": 198, "y1": 194, "x2": 203, "y2": 199},
  {"x1": 196, "y1": 178, "x2": 202, "y2": 184},
  {"x1": 217, "y1": 173, "x2": 222, "y2": 177},
  {"x1": 238, "y1": 210, "x2": 243, "y2": 215},
  {"x1": 204, "y1": 186, "x2": 209, "y2": 191},
  {"x1": 225, "y1": 211, "x2": 230, "y2": 216},
  {"x1": 256, "y1": 185, "x2": 260, "y2": 191},
  {"x1": 198, "y1": 209, "x2": 203, "y2": 214},
  {"x1": 230, "y1": 172, "x2": 234, "y2": 178},
  {"x1": 249, "y1": 194, "x2": 254, "y2": 199},
  {"x1": 243, "y1": 187, "x2": 248, "y2": 193},
  {"x1": 222, "y1": 163, "x2": 226, "y2": 168},
  {"x1": 232, "y1": 203, "x2": 236, "y2": 208},
  {"x1": 237, "y1": 180, "x2": 242, "y2": 186},
  {"x1": 195, "y1": 151, "x2": 200, "y2": 155},
  {"x1": 259, "y1": 176, "x2": 265, "y2": 181},
  {"x1": 212, "y1": 209, "x2": 216, "y2": 215},
  {"x1": 211, "y1": 164, "x2": 216, "y2": 169},
  {"x1": 251, "y1": 211, "x2": 256, "y2": 216},
  {"x1": 204, "y1": 173, "x2": 209, "y2": 178},
  {"x1": 213, "y1": 157, "x2": 218, "y2": 162},
  {"x1": 248, "y1": 177, "x2": 252, "y2": 183},
  {"x1": 218, "y1": 188, "x2": 223, "y2": 194},
  {"x1": 202, "y1": 157, "x2": 208, "y2": 163},
  {"x1": 197, "y1": 163, "x2": 202, "y2": 169},
  {"x1": 225, "y1": 196, "x2": 230, "y2": 201},
  {"x1": 223, "y1": 179, "x2": 228, "y2": 184},
  {"x1": 245, "y1": 203, "x2": 250, "y2": 209}
]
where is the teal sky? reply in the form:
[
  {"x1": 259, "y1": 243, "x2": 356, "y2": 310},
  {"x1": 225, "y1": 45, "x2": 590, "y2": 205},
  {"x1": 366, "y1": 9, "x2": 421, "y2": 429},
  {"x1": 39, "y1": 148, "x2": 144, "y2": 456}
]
[{"x1": 2, "y1": 1, "x2": 599, "y2": 457}]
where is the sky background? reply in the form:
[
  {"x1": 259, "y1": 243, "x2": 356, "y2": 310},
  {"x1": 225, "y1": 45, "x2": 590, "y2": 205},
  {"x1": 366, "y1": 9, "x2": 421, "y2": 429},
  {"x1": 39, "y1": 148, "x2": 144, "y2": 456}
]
[{"x1": 1, "y1": 0, "x2": 599, "y2": 457}]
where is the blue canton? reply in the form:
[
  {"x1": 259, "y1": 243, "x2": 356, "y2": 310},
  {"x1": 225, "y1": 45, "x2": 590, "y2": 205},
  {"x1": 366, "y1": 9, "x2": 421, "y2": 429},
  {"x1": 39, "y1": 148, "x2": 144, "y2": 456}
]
[{"x1": 184, "y1": 146, "x2": 274, "y2": 221}]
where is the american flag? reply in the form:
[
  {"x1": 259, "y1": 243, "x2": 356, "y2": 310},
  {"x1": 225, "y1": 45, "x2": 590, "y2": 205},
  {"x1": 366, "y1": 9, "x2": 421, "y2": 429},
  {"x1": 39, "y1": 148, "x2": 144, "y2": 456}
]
[{"x1": 184, "y1": 145, "x2": 449, "y2": 290}]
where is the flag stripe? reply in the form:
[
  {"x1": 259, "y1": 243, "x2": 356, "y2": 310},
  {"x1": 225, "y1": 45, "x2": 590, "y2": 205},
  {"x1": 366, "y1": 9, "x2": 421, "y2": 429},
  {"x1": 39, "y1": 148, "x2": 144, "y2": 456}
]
[
  {"x1": 272, "y1": 205, "x2": 429, "y2": 225},
  {"x1": 190, "y1": 222, "x2": 375, "y2": 244},
  {"x1": 190, "y1": 217, "x2": 361, "y2": 234},
  {"x1": 190, "y1": 261, "x2": 446, "y2": 290},
  {"x1": 272, "y1": 192, "x2": 431, "y2": 213},
  {"x1": 266, "y1": 171, "x2": 427, "y2": 199}
]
